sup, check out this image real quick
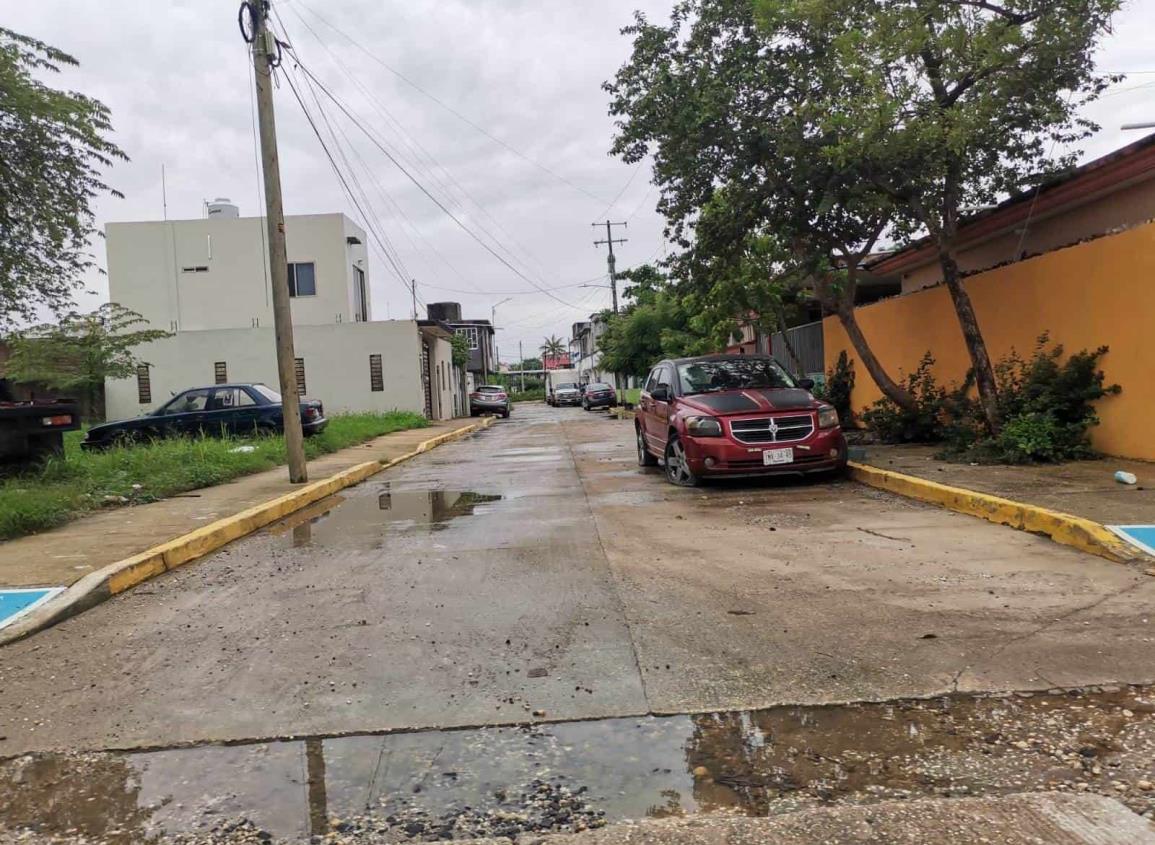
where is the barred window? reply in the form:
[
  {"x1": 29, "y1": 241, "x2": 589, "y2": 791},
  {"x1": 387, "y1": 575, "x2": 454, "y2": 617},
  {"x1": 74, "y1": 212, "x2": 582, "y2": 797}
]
[
  {"x1": 295, "y1": 358, "x2": 307, "y2": 396},
  {"x1": 214, "y1": 361, "x2": 228, "y2": 384},
  {"x1": 136, "y1": 365, "x2": 152, "y2": 404},
  {"x1": 369, "y1": 354, "x2": 384, "y2": 392}
]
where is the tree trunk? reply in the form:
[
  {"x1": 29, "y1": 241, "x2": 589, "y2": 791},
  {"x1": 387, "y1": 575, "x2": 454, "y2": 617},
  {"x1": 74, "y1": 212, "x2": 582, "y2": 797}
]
[
  {"x1": 939, "y1": 251, "x2": 1001, "y2": 435},
  {"x1": 835, "y1": 303, "x2": 916, "y2": 412}
]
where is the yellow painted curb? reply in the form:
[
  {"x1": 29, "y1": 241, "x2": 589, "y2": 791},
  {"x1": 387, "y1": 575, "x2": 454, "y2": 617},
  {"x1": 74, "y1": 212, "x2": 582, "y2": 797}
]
[
  {"x1": 1, "y1": 418, "x2": 496, "y2": 644},
  {"x1": 848, "y1": 462, "x2": 1141, "y2": 564}
]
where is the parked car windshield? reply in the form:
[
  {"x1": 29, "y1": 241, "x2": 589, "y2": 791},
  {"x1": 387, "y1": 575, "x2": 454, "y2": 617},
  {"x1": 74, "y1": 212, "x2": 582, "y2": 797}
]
[
  {"x1": 555, "y1": 383, "x2": 577, "y2": 390},
  {"x1": 251, "y1": 384, "x2": 282, "y2": 403},
  {"x1": 677, "y1": 358, "x2": 796, "y2": 395}
]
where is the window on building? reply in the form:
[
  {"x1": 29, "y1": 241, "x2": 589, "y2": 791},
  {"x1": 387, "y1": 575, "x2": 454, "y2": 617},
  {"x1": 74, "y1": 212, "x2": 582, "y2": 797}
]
[
  {"x1": 457, "y1": 326, "x2": 479, "y2": 350},
  {"x1": 369, "y1": 354, "x2": 384, "y2": 392},
  {"x1": 288, "y1": 262, "x2": 317, "y2": 297},
  {"x1": 181, "y1": 266, "x2": 209, "y2": 273},
  {"x1": 295, "y1": 358, "x2": 307, "y2": 396},
  {"x1": 214, "y1": 361, "x2": 228, "y2": 384},
  {"x1": 136, "y1": 365, "x2": 152, "y2": 404},
  {"x1": 352, "y1": 266, "x2": 368, "y2": 322}
]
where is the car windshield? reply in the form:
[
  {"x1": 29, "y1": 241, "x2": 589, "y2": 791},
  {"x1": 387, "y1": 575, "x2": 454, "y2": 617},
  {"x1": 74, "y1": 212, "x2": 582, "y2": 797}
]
[
  {"x1": 251, "y1": 384, "x2": 282, "y2": 403},
  {"x1": 677, "y1": 358, "x2": 796, "y2": 395},
  {"x1": 556, "y1": 383, "x2": 577, "y2": 390}
]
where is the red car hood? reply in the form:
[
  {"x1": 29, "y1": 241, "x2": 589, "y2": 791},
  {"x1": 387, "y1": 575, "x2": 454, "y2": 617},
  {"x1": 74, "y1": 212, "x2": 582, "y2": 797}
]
[{"x1": 679, "y1": 388, "x2": 819, "y2": 417}]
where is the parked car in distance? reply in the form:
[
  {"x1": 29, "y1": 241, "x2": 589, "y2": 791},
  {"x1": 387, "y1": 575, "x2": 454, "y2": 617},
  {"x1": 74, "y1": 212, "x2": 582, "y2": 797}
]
[
  {"x1": 582, "y1": 382, "x2": 618, "y2": 411},
  {"x1": 552, "y1": 382, "x2": 582, "y2": 407},
  {"x1": 470, "y1": 385, "x2": 511, "y2": 418},
  {"x1": 82, "y1": 383, "x2": 327, "y2": 450},
  {"x1": 636, "y1": 354, "x2": 846, "y2": 487},
  {"x1": 0, "y1": 378, "x2": 81, "y2": 465}
]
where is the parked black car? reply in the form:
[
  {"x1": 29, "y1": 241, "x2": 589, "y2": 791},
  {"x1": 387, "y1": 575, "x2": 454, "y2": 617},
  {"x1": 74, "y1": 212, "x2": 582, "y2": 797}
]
[
  {"x1": 582, "y1": 382, "x2": 618, "y2": 411},
  {"x1": 81, "y1": 383, "x2": 327, "y2": 450}
]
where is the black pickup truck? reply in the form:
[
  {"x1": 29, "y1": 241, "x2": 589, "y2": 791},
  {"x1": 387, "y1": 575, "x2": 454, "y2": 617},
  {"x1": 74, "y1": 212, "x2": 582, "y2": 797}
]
[{"x1": 0, "y1": 378, "x2": 81, "y2": 465}]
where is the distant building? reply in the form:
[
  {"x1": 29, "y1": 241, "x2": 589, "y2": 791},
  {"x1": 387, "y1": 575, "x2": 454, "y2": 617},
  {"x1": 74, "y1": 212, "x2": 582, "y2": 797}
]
[
  {"x1": 426, "y1": 302, "x2": 496, "y2": 384},
  {"x1": 103, "y1": 202, "x2": 462, "y2": 421}
]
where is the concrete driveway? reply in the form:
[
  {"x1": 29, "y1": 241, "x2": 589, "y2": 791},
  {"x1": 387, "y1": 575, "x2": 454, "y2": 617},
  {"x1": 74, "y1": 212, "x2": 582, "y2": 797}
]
[
  {"x1": 1, "y1": 405, "x2": 1153, "y2": 842},
  {"x1": 1, "y1": 404, "x2": 1153, "y2": 756}
]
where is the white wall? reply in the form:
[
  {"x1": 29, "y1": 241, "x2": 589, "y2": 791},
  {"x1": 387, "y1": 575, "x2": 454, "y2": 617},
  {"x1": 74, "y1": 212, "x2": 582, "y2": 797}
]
[
  {"x1": 105, "y1": 213, "x2": 370, "y2": 332},
  {"x1": 106, "y1": 321, "x2": 433, "y2": 421}
]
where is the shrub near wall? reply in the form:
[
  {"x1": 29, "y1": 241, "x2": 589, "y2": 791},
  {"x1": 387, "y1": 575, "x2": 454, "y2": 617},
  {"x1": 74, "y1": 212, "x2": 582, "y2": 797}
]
[{"x1": 822, "y1": 221, "x2": 1155, "y2": 461}]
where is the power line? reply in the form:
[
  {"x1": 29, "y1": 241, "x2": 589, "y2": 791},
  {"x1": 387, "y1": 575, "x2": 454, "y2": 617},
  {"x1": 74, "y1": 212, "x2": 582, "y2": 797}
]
[
  {"x1": 295, "y1": 1, "x2": 609, "y2": 206},
  {"x1": 292, "y1": 59, "x2": 580, "y2": 308},
  {"x1": 279, "y1": 56, "x2": 422, "y2": 308}
]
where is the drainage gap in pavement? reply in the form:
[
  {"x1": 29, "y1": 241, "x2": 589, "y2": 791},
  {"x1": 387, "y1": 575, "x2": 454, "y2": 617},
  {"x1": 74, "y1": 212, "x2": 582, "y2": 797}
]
[{"x1": 1, "y1": 687, "x2": 1153, "y2": 844}]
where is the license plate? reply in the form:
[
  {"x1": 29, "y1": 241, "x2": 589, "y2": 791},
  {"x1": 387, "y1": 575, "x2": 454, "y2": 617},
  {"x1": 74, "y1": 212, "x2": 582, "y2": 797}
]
[{"x1": 763, "y1": 447, "x2": 794, "y2": 466}]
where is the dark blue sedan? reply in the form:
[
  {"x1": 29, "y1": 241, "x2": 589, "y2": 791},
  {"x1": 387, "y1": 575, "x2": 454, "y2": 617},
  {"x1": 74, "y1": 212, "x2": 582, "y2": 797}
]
[{"x1": 82, "y1": 383, "x2": 327, "y2": 450}]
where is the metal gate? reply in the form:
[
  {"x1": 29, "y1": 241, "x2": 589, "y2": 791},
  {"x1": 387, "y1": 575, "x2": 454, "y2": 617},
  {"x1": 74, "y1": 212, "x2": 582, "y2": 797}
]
[
  {"x1": 420, "y1": 341, "x2": 433, "y2": 419},
  {"x1": 770, "y1": 320, "x2": 825, "y2": 379}
]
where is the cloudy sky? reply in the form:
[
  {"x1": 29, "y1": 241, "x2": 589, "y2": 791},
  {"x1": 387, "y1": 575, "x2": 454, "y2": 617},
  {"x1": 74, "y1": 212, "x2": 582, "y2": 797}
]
[{"x1": 7, "y1": 0, "x2": 1155, "y2": 364}]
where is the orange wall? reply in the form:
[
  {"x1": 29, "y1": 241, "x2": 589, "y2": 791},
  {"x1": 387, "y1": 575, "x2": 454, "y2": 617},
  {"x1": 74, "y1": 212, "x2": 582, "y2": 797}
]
[{"x1": 824, "y1": 221, "x2": 1155, "y2": 461}]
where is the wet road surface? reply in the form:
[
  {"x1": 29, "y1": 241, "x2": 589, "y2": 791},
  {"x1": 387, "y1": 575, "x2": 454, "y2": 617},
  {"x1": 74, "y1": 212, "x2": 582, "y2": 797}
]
[{"x1": 1, "y1": 404, "x2": 1154, "y2": 841}]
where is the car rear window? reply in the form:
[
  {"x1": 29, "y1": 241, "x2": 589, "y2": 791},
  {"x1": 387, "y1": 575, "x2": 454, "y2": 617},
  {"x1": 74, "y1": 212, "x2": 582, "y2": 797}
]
[
  {"x1": 478, "y1": 386, "x2": 504, "y2": 393},
  {"x1": 588, "y1": 383, "x2": 612, "y2": 391}
]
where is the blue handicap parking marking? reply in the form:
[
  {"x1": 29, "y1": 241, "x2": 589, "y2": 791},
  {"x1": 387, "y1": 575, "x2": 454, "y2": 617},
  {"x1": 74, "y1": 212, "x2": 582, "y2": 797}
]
[
  {"x1": 0, "y1": 588, "x2": 64, "y2": 630},
  {"x1": 1109, "y1": 525, "x2": 1155, "y2": 557}
]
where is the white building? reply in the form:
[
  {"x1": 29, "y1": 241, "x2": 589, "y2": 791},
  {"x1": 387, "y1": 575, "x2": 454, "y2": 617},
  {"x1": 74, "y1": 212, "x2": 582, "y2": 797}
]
[{"x1": 104, "y1": 202, "x2": 462, "y2": 422}]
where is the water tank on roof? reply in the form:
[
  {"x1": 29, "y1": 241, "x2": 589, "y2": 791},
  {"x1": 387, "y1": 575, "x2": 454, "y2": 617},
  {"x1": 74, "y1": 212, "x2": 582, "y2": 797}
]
[
  {"x1": 206, "y1": 198, "x2": 239, "y2": 219},
  {"x1": 427, "y1": 302, "x2": 462, "y2": 322}
]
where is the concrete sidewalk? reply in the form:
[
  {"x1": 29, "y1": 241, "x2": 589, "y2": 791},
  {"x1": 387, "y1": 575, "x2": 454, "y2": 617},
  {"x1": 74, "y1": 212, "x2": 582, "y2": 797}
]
[
  {"x1": 0, "y1": 418, "x2": 481, "y2": 590},
  {"x1": 859, "y1": 444, "x2": 1155, "y2": 527}
]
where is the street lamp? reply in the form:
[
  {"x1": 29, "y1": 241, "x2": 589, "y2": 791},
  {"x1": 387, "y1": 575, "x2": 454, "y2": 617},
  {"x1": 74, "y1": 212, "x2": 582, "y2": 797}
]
[{"x1": 488, "y1": 297, "x2": 512, "y2": 382}]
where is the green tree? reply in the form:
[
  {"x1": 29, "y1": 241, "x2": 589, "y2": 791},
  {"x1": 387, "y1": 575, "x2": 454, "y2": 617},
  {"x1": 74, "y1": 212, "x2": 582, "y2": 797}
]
[
  {"x1": 540, "y1": 335, "x2": 566, "y2": 359},
  {"x1": 753, "y1": 0, "x2": 1119, "y2": 433},
  {"x1": 0, "y1": 28, "x2": 127, "y2": 328},
  {"x1": 517, "y1": 357, "x2": 543, "y2": 371},
  {"x1": 605, "y1": 0, "x2": 917, "y2": 411},
  {"x1": 450, "y1": 333, "x2": 470, "y2": 369},
  {"x1": 5, "y1": 303, "x2": 170, "y2": 418},
  {"x1": 596, "y1": 267, "x2": 709, "y2": 377}
]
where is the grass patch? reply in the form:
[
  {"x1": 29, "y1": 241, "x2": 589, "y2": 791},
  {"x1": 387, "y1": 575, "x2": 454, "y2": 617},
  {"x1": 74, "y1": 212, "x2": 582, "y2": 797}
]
[
  {"x1": 509, "y1": 389, "x2": 546, "y2": 403},
  {"x1": 0, "y1": 412, "x2": 428, "y2": 541},
  {"x1": 622, "y1": 388, "x2": 642, "y2": 406}
]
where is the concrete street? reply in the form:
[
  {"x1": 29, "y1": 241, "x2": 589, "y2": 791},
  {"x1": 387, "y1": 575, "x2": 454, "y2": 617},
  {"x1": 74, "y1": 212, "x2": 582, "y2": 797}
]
[{"x1": 2, "y1": 404, "x2": 1154, "y2": 842}]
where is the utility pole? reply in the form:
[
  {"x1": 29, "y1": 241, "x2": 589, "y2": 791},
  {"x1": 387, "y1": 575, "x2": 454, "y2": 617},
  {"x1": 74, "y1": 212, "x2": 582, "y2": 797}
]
[
  {"x1": 246, "y1": 0, "x2": 307, "y2": 483},
  {"x1": 593, "y1": 220, "x2": 628, "y2": 314},
  {"x1": 411, "y1": 279, "x2": 418, "y2": 320},
  {"x1": 519, "y1": 340, "x2": 525, "y2": 393},
  {"x1": 593, "y1": 220, "x2": 628, "y2": 395}
]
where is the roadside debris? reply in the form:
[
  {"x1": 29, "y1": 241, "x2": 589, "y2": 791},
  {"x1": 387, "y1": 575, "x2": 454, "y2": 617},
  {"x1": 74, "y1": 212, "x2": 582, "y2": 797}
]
[{"x1": 1115, "y1": 470, "x2": 1138, "y2": 485}]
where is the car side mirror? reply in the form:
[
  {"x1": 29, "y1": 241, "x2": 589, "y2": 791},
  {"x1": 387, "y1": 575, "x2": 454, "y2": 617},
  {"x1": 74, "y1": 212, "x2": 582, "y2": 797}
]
[
  {"x1": 798, "y1": 377, "x2": 815, "y2": 391},
  {"x1": 651, "y1": 385, "x2": 671, "y2": 402}
]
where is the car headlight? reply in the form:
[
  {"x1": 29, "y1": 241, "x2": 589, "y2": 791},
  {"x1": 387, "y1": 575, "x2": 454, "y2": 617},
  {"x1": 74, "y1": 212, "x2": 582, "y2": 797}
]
[
  {"x1": 685, "y1": 415, "x2": 723, "y2": 437},
  {"x1": 817, "y1": 405, "x2": 840, "y2": 429}
]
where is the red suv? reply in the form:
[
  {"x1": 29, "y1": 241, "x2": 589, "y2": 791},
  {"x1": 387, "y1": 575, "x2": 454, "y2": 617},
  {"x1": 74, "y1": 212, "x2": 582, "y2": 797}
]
[{"x1": 636, "y1": 354, "x2": 847, "y2": 486}]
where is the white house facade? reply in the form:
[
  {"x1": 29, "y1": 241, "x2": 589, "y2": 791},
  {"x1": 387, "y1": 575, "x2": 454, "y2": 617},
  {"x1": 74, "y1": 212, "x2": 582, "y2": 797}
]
[{"x1": 104, "y1": 204, "x2": 462, "y2": 422}]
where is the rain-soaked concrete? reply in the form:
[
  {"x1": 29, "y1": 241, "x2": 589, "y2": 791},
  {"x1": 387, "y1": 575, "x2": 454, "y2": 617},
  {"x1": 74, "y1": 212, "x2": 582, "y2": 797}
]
[
  {"x1": 1, "y1": 404, "x2": 1154, "y2": 841},
  {"x1": 3, "y1": 686, "x2": 1154, "y2": 842}
]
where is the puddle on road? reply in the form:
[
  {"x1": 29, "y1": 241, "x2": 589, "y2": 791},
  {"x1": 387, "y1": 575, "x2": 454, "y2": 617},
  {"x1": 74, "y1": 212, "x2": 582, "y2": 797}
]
[
  {"x1": 3, "y1": 687, "x2": 1153, "y2": 843},
  {"x1": 264, "y1": 488, "x2": 503, "y2": 549}
]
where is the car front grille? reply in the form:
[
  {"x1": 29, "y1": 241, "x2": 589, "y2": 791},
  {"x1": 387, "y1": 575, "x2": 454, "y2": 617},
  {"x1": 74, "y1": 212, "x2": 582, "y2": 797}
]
[{"x1": 729, "y1": 414, "x2": 814, "y2": 444}]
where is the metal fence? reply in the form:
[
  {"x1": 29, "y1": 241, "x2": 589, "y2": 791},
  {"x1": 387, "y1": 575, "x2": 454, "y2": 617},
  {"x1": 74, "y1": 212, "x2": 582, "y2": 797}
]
[{"x1": 769, "y1": 320, "x2": 825, "y2": 379}]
